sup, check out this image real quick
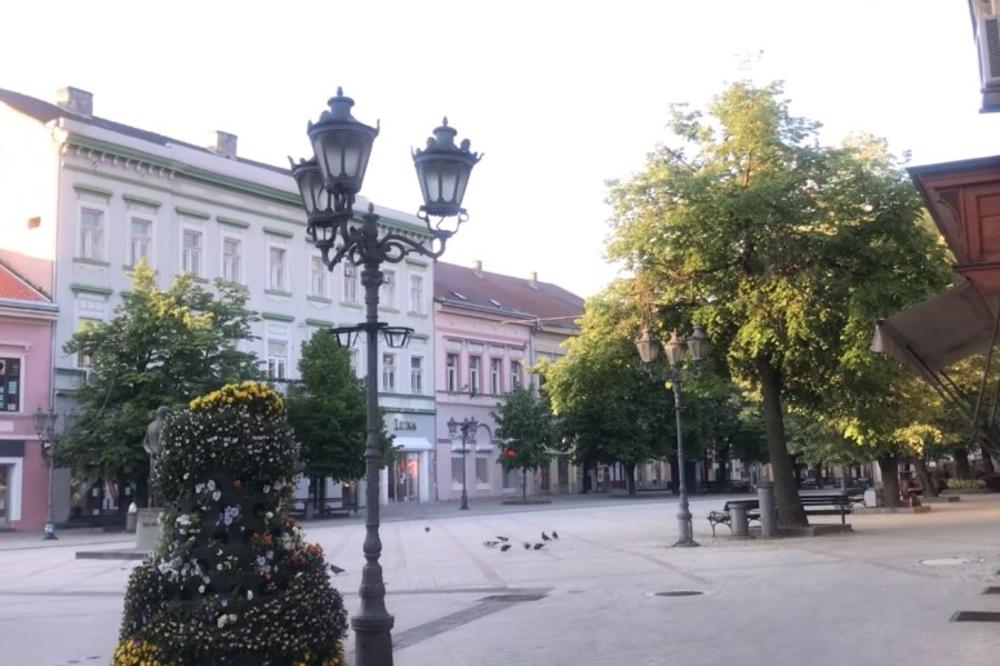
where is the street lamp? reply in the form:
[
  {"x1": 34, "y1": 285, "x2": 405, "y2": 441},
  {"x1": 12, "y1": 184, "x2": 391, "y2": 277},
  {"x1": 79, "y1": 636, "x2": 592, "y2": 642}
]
[
  {"x1": 290, "y1": 88, "x2": 480, "y2": 666},
  {"x1": 32, "y1": 408, "x2": 58, "y2": 540},
  {"x1": 447, "y1": 417, "x2": 480, "y2": 510},
  {"x1": 635, "y1": 324, "x2": 710, "y2": 548}
]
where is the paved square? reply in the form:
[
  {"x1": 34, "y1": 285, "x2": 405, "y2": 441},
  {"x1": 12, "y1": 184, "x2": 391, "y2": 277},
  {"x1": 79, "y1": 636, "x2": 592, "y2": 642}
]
[{"x1": 3, "y1": 495, "x2": 1000, "y2": 665}]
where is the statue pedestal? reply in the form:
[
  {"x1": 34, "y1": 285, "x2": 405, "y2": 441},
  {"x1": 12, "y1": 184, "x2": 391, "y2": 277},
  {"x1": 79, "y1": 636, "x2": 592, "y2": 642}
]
[{"x1": 135, "y1": 507, "x2": 163, "y2": 553}]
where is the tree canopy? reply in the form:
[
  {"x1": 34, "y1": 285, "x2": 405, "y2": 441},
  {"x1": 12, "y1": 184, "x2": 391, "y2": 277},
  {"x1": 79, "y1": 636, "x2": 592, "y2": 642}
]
[
  {"x1": 606, "y1": 80, "x2": 952, "y2": 526},
  {"x1": 492, "y1": 386, "x2": 560, "y2": 500},
  {"x1": 58, "y1": 263, "x2": 259, "y2": 500}
]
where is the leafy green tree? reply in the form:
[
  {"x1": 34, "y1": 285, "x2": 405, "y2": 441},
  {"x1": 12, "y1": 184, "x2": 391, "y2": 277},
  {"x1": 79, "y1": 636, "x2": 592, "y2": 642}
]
[
  {"x1": 58, "y1": 263, "x2": 259, "y2": 505},
  {"x1": 285, "y1": 330, "x2": 395, "y2": 510},
  {"x1": 492, "y1": 386, "x2": 560, "y2": 501},
  {"x1": 607, "y1": 80, "x2": 950, "y2": 526}
]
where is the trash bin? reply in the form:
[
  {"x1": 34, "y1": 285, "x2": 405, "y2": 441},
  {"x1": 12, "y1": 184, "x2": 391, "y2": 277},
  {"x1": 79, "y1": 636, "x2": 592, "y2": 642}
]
[{"x1": 730, "y1": 503, "x2": 750, "y2": 538}]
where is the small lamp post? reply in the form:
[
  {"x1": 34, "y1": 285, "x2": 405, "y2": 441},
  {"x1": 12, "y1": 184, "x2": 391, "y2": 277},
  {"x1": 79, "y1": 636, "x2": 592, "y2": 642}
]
[
  {"x1": 447, "y1": 417, "x2": 479, "y2": 510},
  {"x1": 290, "y1": 88, "x2": 480, "y2": 666},
  {"x1": 32, "y1": 408, "x2": 58, "y2": 540},
  {"x1": 635, "y1": 325, "x2": 710, "y2": 547}
]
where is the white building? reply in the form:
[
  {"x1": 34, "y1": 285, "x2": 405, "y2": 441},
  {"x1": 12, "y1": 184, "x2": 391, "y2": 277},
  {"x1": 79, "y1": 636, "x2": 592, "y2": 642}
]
[{"x1": 0, "y1": 86, "x2": 437, "y2": 511}]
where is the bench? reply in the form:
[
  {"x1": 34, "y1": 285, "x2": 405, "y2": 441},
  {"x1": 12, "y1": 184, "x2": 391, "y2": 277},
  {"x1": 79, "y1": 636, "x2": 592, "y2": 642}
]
[
  {"x1": 708, "y1": 500, "x2": 761, "y2": 536},
  {"x1": 289, "y1": 496, "x2": 358, "y2": 520}
]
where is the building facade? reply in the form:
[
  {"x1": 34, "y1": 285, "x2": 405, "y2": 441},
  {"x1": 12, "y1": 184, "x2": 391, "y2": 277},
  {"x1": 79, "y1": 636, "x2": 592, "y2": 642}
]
[
  {"x1": 434, "y1": 261, "x2": 584, "y2": 501},
  {"x1": 0, "y1": 263, "x2": 58, "y2": 530},
  {"x1": 0, "y1": 86, "x2": 437, "y2": 513}
]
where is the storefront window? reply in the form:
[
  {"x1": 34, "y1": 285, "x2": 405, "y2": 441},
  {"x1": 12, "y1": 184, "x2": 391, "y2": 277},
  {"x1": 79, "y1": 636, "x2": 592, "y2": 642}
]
[
  {"x1": 451, "y1": 455, "x2": 464, "y2": 488},
  {"x1": 0, "y1": 358, "x2": 20, "y2": 411},
  {"x1": 476, "y1": 455, "x2": 489, "y2": 486}
]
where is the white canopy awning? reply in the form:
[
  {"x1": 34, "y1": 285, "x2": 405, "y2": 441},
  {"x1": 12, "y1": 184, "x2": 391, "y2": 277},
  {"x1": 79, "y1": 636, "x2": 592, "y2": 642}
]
[
  {"x1": 871, "y1": 281, "x2": 996, "y2": 380},
  {"x1": 393, "y1": 437, "x2": 433, "y2": 452}
]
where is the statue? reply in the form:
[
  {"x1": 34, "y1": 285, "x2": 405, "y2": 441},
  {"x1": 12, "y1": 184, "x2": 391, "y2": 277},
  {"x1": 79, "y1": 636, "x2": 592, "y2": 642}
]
[{"x1": 143, "y1": 406, "x2": 169, "y2": 507}]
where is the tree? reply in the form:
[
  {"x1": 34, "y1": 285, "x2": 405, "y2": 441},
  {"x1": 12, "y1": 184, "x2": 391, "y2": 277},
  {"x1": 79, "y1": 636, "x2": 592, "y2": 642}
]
[
  {"x1": 492, "y1": 386, "x2": 560, "y2": 501},
  {"x1": 58, "y1": 263, "x2": 259, "y2": 504},
  {"x1": 285, "y1": 330, "x2": 394, "y2": 508},
  {"x1": 606, "y1": 80, "x2": 950, "y2": 526}
]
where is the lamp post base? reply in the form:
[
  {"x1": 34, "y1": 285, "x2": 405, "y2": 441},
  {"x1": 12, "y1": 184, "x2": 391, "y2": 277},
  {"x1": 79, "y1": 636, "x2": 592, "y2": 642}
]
[{"x1": 672, "y1": 537, "x2": 700, "y2": 548}]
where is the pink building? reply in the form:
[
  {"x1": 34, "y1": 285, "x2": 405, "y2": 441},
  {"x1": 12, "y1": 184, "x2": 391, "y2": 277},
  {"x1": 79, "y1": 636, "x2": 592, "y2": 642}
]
[
  {"x1": 0, "y1": 263, "x2": 57, "y2": 530},
  {"x1": 434, "y1": 261, "x2": 583, "y2": 501}
]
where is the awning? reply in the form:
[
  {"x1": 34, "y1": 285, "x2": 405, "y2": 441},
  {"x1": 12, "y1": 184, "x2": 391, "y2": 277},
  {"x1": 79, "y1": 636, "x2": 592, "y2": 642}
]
[
  {"x1": 871, "y1": 280, "x2": 996, "y2": 380},
  {"x1": 393, "y1": 437, "x2": 433, "y2": 452}
]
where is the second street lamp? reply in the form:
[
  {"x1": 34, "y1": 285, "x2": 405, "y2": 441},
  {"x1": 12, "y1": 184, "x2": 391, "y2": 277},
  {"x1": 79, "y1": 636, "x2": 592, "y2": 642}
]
[
  {"x1": 32, "y1": 408, "x2": 58, "y2": 540},
  {"x1": 291, "y1": 88, "x2": 480, "y2": 666},
  {"x1": 636, "y1": 325, "x2": 710, "y2": 548},
  {"x1": 447, "y1": 417, "x2": 479, "y2": 510}
]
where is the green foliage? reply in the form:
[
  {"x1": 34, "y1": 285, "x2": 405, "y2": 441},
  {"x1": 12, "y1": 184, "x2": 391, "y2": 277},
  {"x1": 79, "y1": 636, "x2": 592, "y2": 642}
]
[
  {"x1": 604, "y1": 80, "x2": 952, "y2": 523},
  {"x1": 58, "y1": 263, "x2": 260, "y2": 489},
  {"x1": 284, "y1": 330, "x2": 386, "y2": 482},
  {"x1": 946, "y1": 478, "x2": 986, "y2": 490},
  {"x1": 492, "y1": 386, "x2": 560, "y2": 474},
  {"x1": 116, "y1": 382, "x2": 347, "y2": 666}
]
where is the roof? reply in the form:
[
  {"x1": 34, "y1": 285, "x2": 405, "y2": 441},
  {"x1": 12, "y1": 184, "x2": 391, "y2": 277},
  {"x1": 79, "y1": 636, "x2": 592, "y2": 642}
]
[
  {"x1": 0, "y1": 262, "x2": 50, "y2": 303},
  {"x1": 434, "y1": 262, "x2": 583, "y2": 329},
  {"x1": 0, "y1": 87, "x2": 288, "y2": 175}
]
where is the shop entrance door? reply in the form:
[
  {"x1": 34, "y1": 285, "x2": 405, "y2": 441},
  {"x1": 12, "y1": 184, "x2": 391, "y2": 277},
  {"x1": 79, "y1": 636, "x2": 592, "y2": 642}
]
[
  {"x1": 393, "y1": 452, "x2": 420, "y2": 502},
  {"x1": 0, "y1": 465, "x2": 8, "y2": 527}
]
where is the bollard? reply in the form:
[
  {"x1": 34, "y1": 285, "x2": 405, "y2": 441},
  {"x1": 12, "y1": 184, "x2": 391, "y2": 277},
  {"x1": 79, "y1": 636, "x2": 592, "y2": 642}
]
[
  {"x1": 730, "y1": 502, "x2": 750, "y2": 538},
  {"x1": 757, "y1": 482, "x2": 778, "y2": 538},
  {"x1": 125, "y1": 502, "x2": 138, "y2": 533}
]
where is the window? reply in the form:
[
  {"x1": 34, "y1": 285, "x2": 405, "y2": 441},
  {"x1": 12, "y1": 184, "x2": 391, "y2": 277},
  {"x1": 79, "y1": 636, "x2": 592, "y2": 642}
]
[
  {"x1": 446, "y1": 354, "x2": 459, "y2": 392},
  {"x1": 182, "y1": 229, "x2": 203, "y2": 276},
  {"x1": 310, "y1": 255, "x2": 327, "y2": 297},
  {"x1": 451, "y1": 455, "x2": 464, "y2": 488},
  {"x1": 79, "y1": 208, "x2": 104, "y2": 260},
  {"x1": 409, "y1": 275, "x2": 424, "y2": 314},
  {"x1": 476, "y1": 455, "x2": 490, "y2": 486},
  {"x1": 382, "y1": 353, "x2": 396, "y2": 391},
  {"x1": 468, "y1": 356, "x2": 481, "y2": 395},
  {"x1": 129, "y1": 218, "x2": 151, "y2": 266},
  {"x1": 381, "y1": 270, "x2": 396, "y2": 308},
  {"x1": 510, "y1": 360, "x2": 522, "y2": 390},
  {"x1": 343, "y1": 264, "x2": 357, "y2": 303},
  {"x1": 269, "y1": 246, "x2": 288, "y2": 291},
  {"x1": 349, "y1": 349, "x2": 359, "y2": 376},
  {"x1": 76, "y1": 318, "x2": 101, "y2": 368},
  {"x1": 490, "y1": 358, "x2": 502, "y2": 395},
  {"x1": 267, "y1": 339, "x2": 288, "y2": 379},
  {"x1": 0, "y1": 358, "x2": 21, "y2": 412},
  {"x1": 410, "y1": 356, "x2": 423, "y2": 394},
  {"x1": 222, "y1": 237, "x2": 242, "y2": 283}
]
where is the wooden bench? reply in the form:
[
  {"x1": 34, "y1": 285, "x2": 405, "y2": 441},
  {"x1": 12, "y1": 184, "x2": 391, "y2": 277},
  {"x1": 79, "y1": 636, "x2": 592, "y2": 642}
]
[
  {"x1": 289, "y1": 497, "x2": 358, "y2": 520},
  {"x1": 709, "y1": 491, "x2": 863, "y2": 535}
]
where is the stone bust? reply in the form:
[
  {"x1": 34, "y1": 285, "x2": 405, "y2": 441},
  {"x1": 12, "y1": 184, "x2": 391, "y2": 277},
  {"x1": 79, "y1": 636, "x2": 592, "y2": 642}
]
[{"x1": 143, "y1": 406, "x2": 169, "y2": 506}]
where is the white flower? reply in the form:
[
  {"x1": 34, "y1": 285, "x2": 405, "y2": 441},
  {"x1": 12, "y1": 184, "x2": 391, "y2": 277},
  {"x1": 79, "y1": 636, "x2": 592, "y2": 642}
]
[
  {"x1": 228, "y1": 613, "x2": 237, "y2": 623},
  {"x1": 183, "y1": 472, "x2": 190, "y2": 480},
  {"x1": 246, "y1": 590, "x2": 253, "y2": 600},
  {"x1": 217, "y1": 615, "x2": 228, "y2": 628},
  {"x1": 199, "y1": 585, "x2": 206, "y2": 594},
  {"x1": 195, "y1": 483, "x2": 205, "y2": 494},
  {"x1": 207, "y1": 480, "x2": 216, "y2": 491},
  {"x1": 263, "y1": 484, "x2": 271, "y2": 494},
  {"x1": 212, "y1": 490, "x2": 222, "y2": 501}
]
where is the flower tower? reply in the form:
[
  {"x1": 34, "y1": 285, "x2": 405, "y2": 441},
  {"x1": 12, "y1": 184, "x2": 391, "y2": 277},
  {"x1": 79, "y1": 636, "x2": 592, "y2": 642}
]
[{"x1": 114, "y1": 381, "x2": 347, "y2": 666}]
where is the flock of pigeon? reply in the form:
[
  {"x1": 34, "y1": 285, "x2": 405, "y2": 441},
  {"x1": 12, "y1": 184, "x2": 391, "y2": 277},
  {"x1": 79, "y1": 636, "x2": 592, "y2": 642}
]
[{"x1": 483, "y1": 530, "x2": 559, "y2": 552}]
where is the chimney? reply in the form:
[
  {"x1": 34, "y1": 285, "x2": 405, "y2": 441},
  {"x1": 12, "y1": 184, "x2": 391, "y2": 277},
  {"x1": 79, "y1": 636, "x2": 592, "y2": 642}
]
[
  {"x1": 56, "y1": 87, "x2": 93, "y2": 117},
  {"x1": 529, "y1": 271, "x2": 538, "y2": 289},
  {"x1": 206, "y1": 131, "x2": 238, "y2": 159},
  {"x1": 473, "y1": 260, "x2": 483, "y2": 277}
]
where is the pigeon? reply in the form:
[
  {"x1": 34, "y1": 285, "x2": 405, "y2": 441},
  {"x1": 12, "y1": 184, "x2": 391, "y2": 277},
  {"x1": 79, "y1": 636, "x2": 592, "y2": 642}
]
[
  {"x1": 533, "y1": 543, "x2": 545, "y2": 550},
  {"x1": 496, "y1": 536, "x2": 509, "y2": 542},
  {"x1": 330, "y1": 564, "x2": 346, "y2": 575},
  {"x1": 552, "y1": 531, "x2": 559, "y2": 539},
  {"x1": 524, "y1": 542, "x2": 531, "y2": 550},
  {"x1": 424, "y1": 526, "x2": 431, "y2": 532},
  {"x1": 483, "y1": 540, "x2": 499, "y2": 548},
  {"x1": 500, "y1": 544, "x2": 512, "y2": 552},
  {"x1": 541, "y1": 532, "x2": 551, "y2": 541}
]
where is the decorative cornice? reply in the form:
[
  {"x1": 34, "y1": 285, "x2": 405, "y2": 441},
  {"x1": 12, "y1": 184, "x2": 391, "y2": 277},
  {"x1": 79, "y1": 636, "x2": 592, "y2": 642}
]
[
  {"x1": 123, "y1": 193, "x2": 162, "y2": 209},
  {"x1": 264, "y1": 289, "x2": 292, "y2": 298},
  {"x1": 306, "y1": 295, "x2": 332, "y2": 305},
  {"x1": 72, "y1": 183, "x2": 112, "y2": 199},
  {"x1": 263, "y1": 226, "x2": 294, "y2": 239},
  {"x1": 175, "y1": 206, "x2": 210, "y2": 220},
  {"x1": 262, "y1": 312, "x2": 295, "y2": 323},
  {"x1": 217, "y1": 215, "x2": 250, "y2": 229},
  {"x1": 305, "y1": 318, "x2": 334, "y2": 328},
  {"x1": 70, "y1": 283, "x2": 113, "y2": 297},
  {"x1": 72, "y1": 257, "x2": 110, "y2": 268}
]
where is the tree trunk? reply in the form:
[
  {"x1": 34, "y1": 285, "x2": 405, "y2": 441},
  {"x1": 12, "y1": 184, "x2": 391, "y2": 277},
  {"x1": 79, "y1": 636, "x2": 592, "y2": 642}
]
[
  {"x1": 980, "y1": 442, "x2": 996, "y2": 475},
  {"x1": 953, "y1": 448, "x2": 973, "y2": 480},
  {"x1": 913, "y1": 458, "x2": 937, "y2": 497},
  {"x1": 522, "y1": 468, "x2": 527, "y2": 502},
  {"x1": 813, "y1": 461, "x2": 823, "y2": 488},
  {"x1": 756, "y1": 356, "x2": 808, "y2": 527},
  {"x1": 878, "y1": 455, "x2": 901, "y2": 508},
  {"x1": 624, "y1": 462, "x2": 636, "y2": 495}
]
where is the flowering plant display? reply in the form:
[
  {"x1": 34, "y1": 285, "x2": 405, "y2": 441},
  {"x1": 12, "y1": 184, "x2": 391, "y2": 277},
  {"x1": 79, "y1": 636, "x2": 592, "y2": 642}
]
[{"x1": 114, "y1": 381, "x2": 347, "y2": 666}]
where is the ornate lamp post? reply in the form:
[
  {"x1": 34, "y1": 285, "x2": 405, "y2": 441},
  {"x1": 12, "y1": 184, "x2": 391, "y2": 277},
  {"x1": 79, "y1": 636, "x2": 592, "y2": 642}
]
[
  {"x1": 636, "y1": 325, "x2": 710, "y2": 548},
  {"x1": 32, "y1": 408, "x2": 58, "y2": 540},
  {"x1": 447, "y1": 417, "x2": 479, "y2": 510},
  {"x1": 290, "y1": 88, "x2": 480, "y2": 666}
]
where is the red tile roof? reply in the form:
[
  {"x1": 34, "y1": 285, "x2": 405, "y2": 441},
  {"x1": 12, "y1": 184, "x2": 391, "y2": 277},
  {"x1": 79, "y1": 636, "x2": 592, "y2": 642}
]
[
  {"x1": 0, "y1": 264, "x2": 49, "y2": 302},
  {"x1": 435, "y1": 262, "x2": 583, "y2": 329}
]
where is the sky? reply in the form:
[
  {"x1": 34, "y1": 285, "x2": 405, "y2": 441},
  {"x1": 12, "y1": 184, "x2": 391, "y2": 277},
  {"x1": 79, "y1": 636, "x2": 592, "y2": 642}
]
[{"x1": 3, "y1": 1, "x2": 999, "y2": 298}]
